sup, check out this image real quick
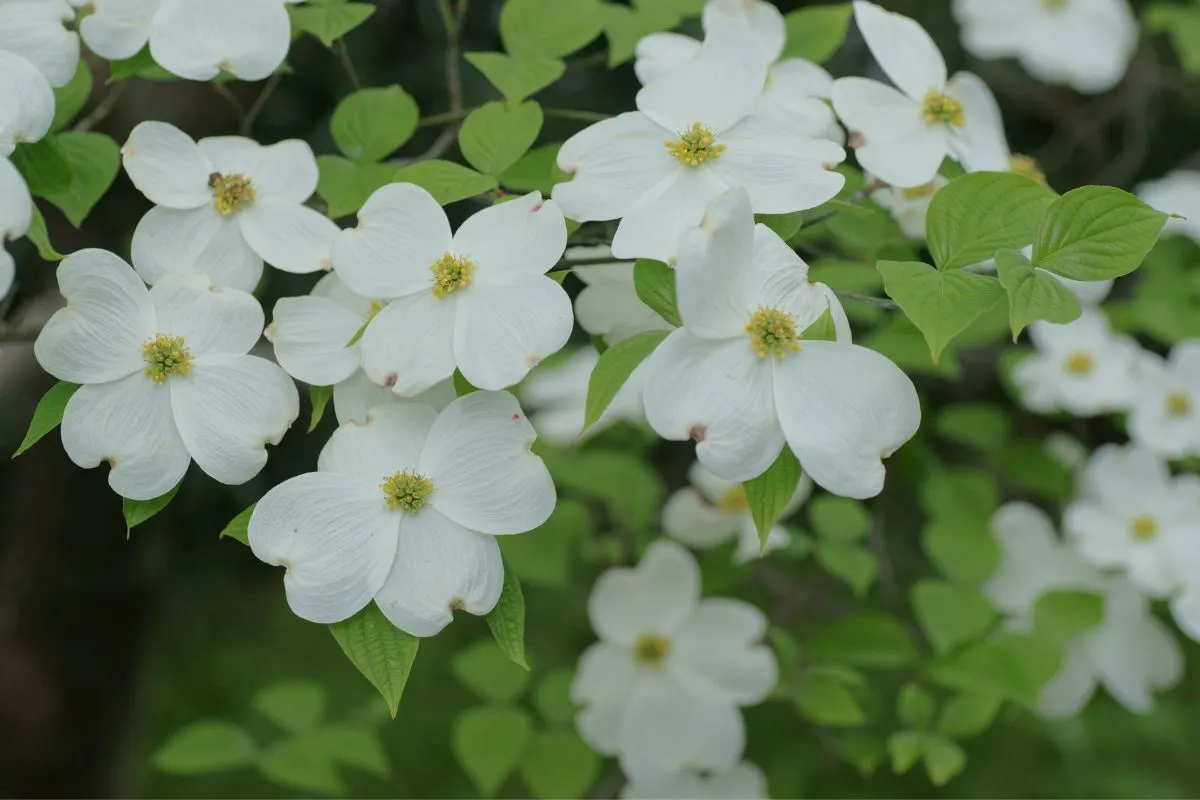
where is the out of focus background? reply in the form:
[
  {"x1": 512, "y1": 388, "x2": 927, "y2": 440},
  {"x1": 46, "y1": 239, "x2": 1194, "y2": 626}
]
[{"x1": 4, "y1": 0, "x2": 1200, "y2": 796}]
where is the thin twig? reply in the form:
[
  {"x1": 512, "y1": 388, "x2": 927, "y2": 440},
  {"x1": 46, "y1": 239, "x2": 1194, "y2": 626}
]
[
  {"x1": 393, "y1": 124, "x2": 461, "y2": 167},
  {"x1": 72, "y1": 81, "x2": 127, "y2": 133},
  {"x1": 834, "y1": 291, "x2": 898, "y2": 310},
  {"x1": 241, "y1": 74, "x2": 282, "y2": 137},
  {"x1": 543, "y1": 107, "x2": 611, "y2": 123},
  {"x1": 436, "y1": 0, "x2": 465, "y2": 112},
  {"x1": 337, "y1": 39, "x2": 361, "y2": 89},
  {"x1": 212, "y1": 83, "x2": 245, "y2": 129},
  {"x1": 556, "y1": 255, "x2": 625, "y2": 269},
  {"x1": 418, "y1": 108, "x2": 474, "y2": 127}
]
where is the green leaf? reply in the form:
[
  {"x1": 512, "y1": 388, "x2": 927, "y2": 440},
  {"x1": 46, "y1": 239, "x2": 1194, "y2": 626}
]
[
  {"x1": 877, "y1": 260, "x2": 1005, "y2": 363},
  {"x1": 153, "y1": 721, "x2": 258, "y2": 774},
  {"x1": 540, "y1": 447, "x2": 665, "y2": 533},
  {"x1": 795, "y1": 674, "x2": 865, "y2": 727},
  {"x1": 923, "y1": 736, "x2": 967, "y2": 787},
  {"x1": 633, "y1": 258, "x2": 681, "y2": 327},
  {"x1": 519, "y1": 729, "x2": 601, "y2": 800},
  {"x1": 800, "y1": 305, "x2": 837, "y2": 341},
  {"x1": 897, "y1": 683, "x2": 935, "y2": 730},
  {"x1": 839, "y1": 734, "x2": 886, "y2": 777},
  {"x1": 107, "y1": 46, "x2": 177, "y2": 82},
  {"x1": 459, "y1": 101, "x2": 543, "y2": 177},
  {"x1": 310, "y1": 724, "x2": 389, "y2": 779},
  {"x1": 329, "y1": 604, "x2": 420, "y2": 718},
  {"x1": 998, "y1": 439, "x2": 1073, "y2": 501},
  {"x1": 52, "y1": 61, "x2": 93, "y2": 131},
  {"x1": 924, "y1": 172, "x2": 1056, "y2": 270},
  {"x1": 808, "y1": 613, "x2": 917, "y2": 669},
  {"x1": 331, "y1": 85, "x2": 419, "y2": 162},
  {"x1": 258, "y1": 736, "x2": 345, "y2": 796},
  {"x1": 1033, "y1": 589, "x2": 1105, "y2": 642},
  {"x1": 912, "y1": 581, "x2": 996, "y2": 654},
  {"x1": 487, "y1": 563, "x2": 529, "y2": 670},
  {"x1": 317, "y1": 154, "x2": 398, "y2": 218},
  {"x1": 1145, "y1": 4, "x2": 1200, "y2": 74},
  {"x1": 452, "y1": 640, "x2": 530, "y2": 702},
  {"x1": 994, "y1": 248, "x2": 1081, "y2": 340},
  {"x1": 26, "y1": 206, "x2": 63, "y2": 261},
  {"x1": 920, "y1": 470, "x2": 998, "y2": 528},
  {"x1": 289, "y1": 1, "x2": 376, "y2": 47},
  {"x1": 393, "y1": 159, "x2": 499, "y2": 205},
  {"x1": 781, "y1": 3, "x2": 854, "y2": 62},
  {"x1": 498, "y1": 498, "x2": 586, "y2": 589},
  {"x1": 452, "y1": 706, "x2": 533, "y2": 798},
  {"x1": 13, "y1": 381, "x2": 80, "y2": 458},
  {"x1": 308, "y1": 384, "x2": 333, "y2": 432},
  {"x1": 601, "y1": 2, "x2": 681, "y2": 66},
  {"x1": 501, "y1": 0, "x2": 605, "y2": 57},
  {"x1": 816, "y1": 541, "x2": 877, "y2": 597},
  {"x1": 887, "y1": 730, "x2": 923, "y2": 774},
  {"x1": 1032, "y1": 186, "x2": 1168, "y2": 281},
  {"x1": 810, "y1": 496, "x2": 869, "y2": 542},
  {"x1": 40, "y1": 132, "x2": 120, "y2": 227},
  {"x1": 499, "y1": 143, "x2": 568, "y2": 195},
  {"x1": 927, "y1": 632, "x2": 1061, "y2": 707},
  {"x1": 219, "y1": 503, "x2": 255, "y2": 545},
  {"x1": 452, "y1": 369, "x2": 479, "y2": 397},
  {"x1": 465, "y1": 52, "x2": 566, "y2": 104},
  {"x1": 253, "y1": 680, "x2": 326, "y2": 733},
  {"x1": 743, "y1": 447, "x2": 803, "y2": 549},
  {"x1": 532, "y1": 668, "x2": 577, "y2": 725},
  {"x1": 921, "y1": 519, "x2": 1001, "y2": 586},
  {"x1": 934, "y1": 403, "x2": 1011, "y2": 451},
  {"x1": 937, "y1": 692, "x2": 1002, "y2": 739},
  {"x1": 11, "y1": 136, "x2": 73, "y2": 196},
  {"x1": 123, "y1": 483, "x2": 182, "y2": 532},
  {"x1": 584, "y1": 330, "x2": 669, "y2": 432},
  {"x1": 756, "y1": 211, "x2": 806, "y2": 243}
]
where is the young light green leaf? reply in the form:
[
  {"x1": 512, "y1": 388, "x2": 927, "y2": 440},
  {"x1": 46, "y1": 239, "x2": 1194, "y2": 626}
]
[
  {"x1": 41, "y1": 132, "x2": 120, "y2": 227},
  {"x1": 808, "y1": 614, "x2": 917, "y2": 668},
  {"x1": 394, "y1": 159, "x2": 499, "y2": 205},
  {"x1": 309, "y1": 725, "x2": 389, "y2": 779},
  {"x1": 795, "y1": 673, "x2": 865, "y2": 727},
  {"x1": 781, "y1": 3, "x2": 854, "y2": 62},
  {"x1": 11, "y1": 136, "x2": 74, "y2": 196},
  {"x1": 934, "y1": 402, "x2": 1011, "y2": 451},
  {"x1": 308, "y1": 384, "x2": 333, "y2": 432},
  {"x1": 451, "y1": 640, "x2": 531, "y2": 702},
  {"x1": 253, "y1": 680, "x2": 326, "y2": 733},
  {"x1": 153, "y1": 721, "x2": 258, "y2": 774},
  {"x1": 465, "y1": 52, "x2": 566, "y2": 104},
  {"x1": 317, "y1": 154, "x2": 397, "y2": 218},
  {"x1": 500, "y1": 0, "x2": 606, "y2": 57},
  {"x1": 994, "y1": 248, "x2": 1081, "y2": 340},
  {"x1": 924, "y1": 172, "x2": 1056, "y2": 270},
  {"x1": 816, "y1": 541, "x2": 877, "y2": 596},
  {"x1": 123, "y1": 482, "x2": 182, "y2": 532},
  {"x1": 633, "y1": 258, "x2": 681, "y2": 327},
  {"x1": 52, "y1": 61, "x2": 93, "y2": 131},
  {"x1": 107, "y1": 46, "x2": 176, "y2": 82},
  {"x1": 459, "y1": 101, "x2": 544, "y2": 177},
  {"x1": 897, "y1": 683, "x2": 935, "y2": 730},
  {"x1": 1032, "y1": 186, "x2": 1169, "y2": 280},
  {"x1": 499, "y1": 143, "x2": 567, "y2": 195},
  {"x1": 487, "y1": 563, "x2": 529, "y2": 669},
  {"x1": 1032, "y1": 589, "x2": 1105, "y2": 642},
  {"x1": 601, "y1": 2, "x2": 681, "y2": 66},
  {"x1": 13, "y1": 381, "x2": 80, "y2": 458},
  {"x1": 912, "y1": 581, "x2": 996, "y2": 654},
  {"x1": 331, "y1": 85, "x2": 419, "y2": 162},
  {"x1": 258, "y1": 736, "x2": 346, "y2": 796},
  {"x1": 532, "y1": 668, "x2": 577, "y2": 725},
  {"x1": 584, "y1": 330, "x2": 669, "y2": 432},
  {"x1": 810, "y1": 496, "x2": 869, "y2": 542},
  {"x1": 923, "y1": 736, "x2": 967, "y2": 786},
  {"x1": 927, "y1": 632, "x2": 1062, "y2": 707},
  {"x1": 920, "y1": 470, "x2": 998, "y2": 528},
  {"x1": 936, "y1": 692, "x2": 1002, "y2": 739},
  {"x1": 289, "y1": 1, "x2": 376, "y2": 47},
  {"x1": 756, "y1": 211, "x2": 805, "y2": 242},
  {"x1": 519, "y1": 729, "x2": 601, "y2": 800},
  {"x1": 921, "y1": 519, "x2": 1001, "y2": 586},
  {"x1": 452, "y1": 706, "x2": 534, "y2": 798},
  {"x1": 329, "y1": 604, "x2": 420, "y2": 718},
  {"x1": 877, "y1": 260, "x2": 1005, "y2": 363},
  {"x1": 219, "y1": 503, "x2": 255, "y2": 545},
  {"x1": 743, "y1": 446, "x2": 803, "y2": 550},
  {"x1": 26, "y1": 206, "x2": 63, "y2": 261},
  {"x1": 887, "y1": 730, "x2": 923, "y2": 774}
]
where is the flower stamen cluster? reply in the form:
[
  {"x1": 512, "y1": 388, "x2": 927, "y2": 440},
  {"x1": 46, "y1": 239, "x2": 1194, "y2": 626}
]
[
  {"x1": 746, "y1": 306, "x2": 801, "y2": 359},
  {"x1": 633, "y1": 633, "x2": 672, "y2": 667},
  {"x1": 664, "y1": 122, "x2": 726, "y2": 168},
  {"x1": 209, "y1": 172, "x2": 256, "y2": 216},
  {"x1": 430, "y1": 253, "x2": 475, "y2": 298},
  {"x1": 142, "y1": 333, "x2": 191, "y2": 383},
  {"x1": 920, "y1": 90, "x2": 965, "y2": 127},
  {"x1": 381, "y1": 471, "x2": 434, "y2": 513}
]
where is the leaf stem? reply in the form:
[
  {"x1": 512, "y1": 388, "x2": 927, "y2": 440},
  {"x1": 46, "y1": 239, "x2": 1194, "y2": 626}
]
[
  {"x1": 241, "y1": 74, "x2": 282, "y2": 136},
  {"x1": 72, "y1": 80, "x2": 127, "y2": 133},
  {"x1": 337, "y1": 39, "x2": 361, "y2": 89},
  {"x1": 543, "y1": 107, "x2": 611, "y2": 123},
  {"x1": 436, "y1": 0, "x2": 466, "y2": 113},
  {"x1": 834, "y1": 291, "x2": 898, "y2": 310}
]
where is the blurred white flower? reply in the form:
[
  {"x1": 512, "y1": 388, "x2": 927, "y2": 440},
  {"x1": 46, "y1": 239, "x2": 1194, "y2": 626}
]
[
  {"x1": 553, "y1": 21, "x2": 844, "y2": 263},
  {"x1": 1137, "y1": 170, "x2": 1200, "y2": 243},
  {"x1": 332, "y1": 185, "x2": 571, "y2": 394},
  {"x1": 830, "y1": 1, "x2": 1010, "y2": 188},
  {"x1": 571, "y1": 246, "x2": 671, "y2": 345},
  {"x1": 249, "y1": 391, "x2": 555, "y2": 636},
  {"x1": 0, "y1": 0, "x2": 79, "y2": 87},
  {"x1": 663, "y1": 461, "x2": 811, "y2": 563},
  {"x1": 1127, "y1": 342, "x2": 1200, "y2": 460},
  {"x1": 1044, "y1": 432, "x2": 1089, "y2": 473},
  {"x1": 149, "y1": 0, "x2": 294, "y2": 81},
  {"x1": 0, "y1": 49, "x2": 55, "y2": 154},
  {"x1": 123, "y1": 121, "x2": 339, "y2": 289},
  {"x1": 868, "y1": 174, "x2": 948, "y2": 240},
  {"x1": 33, "y1": 249, "x2": 298, "y2": 500},
  {"x1": 986, "y1": 502, "x2": 1183, "y2": 718},
  {"x1": 518, "y1": 347, "x2": 646, "y2": 446},
  {"x1": 1013, "y1": 308, "x2": 1149, "y2": 417},
  {"x1": 641, "y1": 187, "x2": 920, "y2": 497},
  {"x1": 573, "y1": 540, "x2": 776, "y2": 780},
  {"x1": 953, "y1": 0, "x2": 1137, "y2": 95},
  {"x1": 622, "y1": 761, "x2": 769, "y2": 800},
  {"x1": 0, "y1": 156, "x2": 32, "y2": 298}
]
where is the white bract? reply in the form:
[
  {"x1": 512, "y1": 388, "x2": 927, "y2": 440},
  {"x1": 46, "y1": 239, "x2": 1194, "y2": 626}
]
[
  {"x1": 868, "y1": 174, "x2": 948, "y2": 240},
  {"x1": 571, "y1": 246, "x2": 672, "y2": 345},
  {"x1": 68, "y1": 0, "x2": 163, "y2": 61},
  {"x1": 1063, "y1": 444, "x2": 1200, "y2": 597},
  {"x1": 248, "y1": 392, "x2": 555, "y2": 636},
  {"x1": 663, "y1": 461, "x2": 811, "y2": 563},
  {"x1": 0, "y1": 49, "x2": 55, "y2": 154},
  {"x1": 149, "y1": 0, "x2": 295, "y2": 81},
  {"x1": 953, "y1": 0, "x2": 1137, "y2": 94},
  {"x1": 830, "y1": 1, "x2": 1009, "y2": 188},
  {"x1": 33, "y1": 249, "x2": 298, "y2": 500},
  {"x1": 986, "y1": 503, "x2": 1183, "y2": 718},
  {"x1": 553, "y1": 21, "x2": 845, "y2": 263},
  {"x1": 1128, "y1": 342, "x2": 1200, "y2": 460},
  {"x1": 622, "y1": 761, "x2": 769, "y2": 800},
  {"x1": 266, "y1": 272, "x2": 455, "y2": 426},
  {"x1": 1013, "y1": 308, "x2": 1148, "y2": 416},
  {"x1": 331, "y1": 184, "x2": 572, "y2": 394},
  {"x1": 122, "y1": 121, "x2": 339, "y2": 290},
  {"x1": 641, "y1": 187, "x2": 920, "y2": 497},
  {"x1": 0, "y1": 0, "x2": 79, "y2": 87},
  {"x1": 572, "y1": 540, "x2": 776, "y2": 779},
  {"x1": 519, "y1": 347, "x2": 647, "y2": 446},
  {"x1": 1137, "y1": 170, "x2": 1200, "y2": 243},
  {"x1": 0, "y1": 156, "x2": 32, "y2": 298}
]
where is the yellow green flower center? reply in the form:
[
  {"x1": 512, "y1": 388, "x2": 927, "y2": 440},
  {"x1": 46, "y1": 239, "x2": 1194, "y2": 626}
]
[
  {"x1": 1011, "y1": 154, "x2": 1047, "y2": 184},
  {"x1": 921, "y1": 90, "x2": 965, "y2": 127},
  {"x1": 366, "y1": 299, "x2": 385, "y2": 322},
  {"x1": 1131, "y1": 514, "x2": 1158, "y2": 541},
  {"x1": 1064, "y1": 352, "x2": 1094, "y2": 375},
  {"x1": 142, "y1": 334, "x2": 191, "y2": 383},
  {"x1": 901, "y1": 181, "x2": 939, "y2": 199},
  {"x1": 209, "y1": 172, "x2": 256, "y2": 216},
  {"x1": 1167, "y1": 392, "x2": 1191, "y2": 417},
  {"x1": 633, "y1": 634, "x2": 672, "y2": 667},
  {"x1": 746, "y1": 306, "x2": 801, "y2": 359},
  {"x1": 431, "y1": 253, "x2": 475, "y2": 298},
  {"x1": 664, "y1": 122, "x2": 726, "y2": 168},
  {"x1": 381, "y1": 471, "x2": 434, "y2": 513},
  {"x1": 715, "y1": 485, "x2": 750, "y2": 512}
]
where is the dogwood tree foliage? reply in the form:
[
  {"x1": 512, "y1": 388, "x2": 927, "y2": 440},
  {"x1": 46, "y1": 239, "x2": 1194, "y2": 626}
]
[{"x1": 7, "y1": 0, "x2": 1199, "y2": 796}]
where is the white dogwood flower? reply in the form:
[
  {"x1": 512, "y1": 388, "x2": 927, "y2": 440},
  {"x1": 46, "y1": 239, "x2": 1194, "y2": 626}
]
[
  {"x1": 554, "y1": 21, "x2": 845, "y2": 263},
  {"x1": 831, "y1": 1, "x2": 1010, "y2": 187},
  {"x1": 571, "y1": 246, "x2": 671, "y2": 345},
  {"x1": 331, "y1": 185, "x2": 572, "y2": 394},
  {"x1": 1138, "y1": 170, "x2": 1200, "y2": 243},
  {"x1": 67, "y1": 0, "x2": 163, "y2": 61},
  {"x1": 1013, "y1": 308, "x2": 1149, "y2": 417},
  {"x1": 122, "y1": 121, "x2": 339, "y2": 289},
  {"x1": 0, "y1": 0, "x2": 79, "y2": 87},
  {"x1": 1128, "y1": 342, "x2": 1200, "y2": 460},
  {"x1": 0, "y1": 157, "x2": 32, "y2": 298},
  {"x1": 1064, "y1": 444, "x2": 1200, "y2": 597},
  {"x1": 149, "y1": 0, "x2": 294, "y2": 81},
  {"x1": 0, "y1": 50, "x2": 54, "y2": 154},
  {"x1": 869, "y1": 174, "x2": 948, "y2": 240},
  {"x1": 642, "y1": 187, "x2": 920, "y2": 497},
  {"x1": 986, "y1": 502, "x2": 1183, "y2": 719},
  {"x1": 248, "y1": 392, "x2": 555, "y2": 636},
  {"x1": 519, "y1": 347, "x2": 647, "y2": 445},
  {"x1": 663, "y1": 461, "x2": 811, "y2": 563},
  {"x1": 622, "y1": 762, "x2": 769, "y2": 800},
  {"x1": 33, "y1": 249, "x2": 298, "y2": 500},
  {"x1": 953, "y1": 0, "x2": 1137, "y2": 95},
  {"x1": 573, "y1": 540, "x2": 777, "y2": 780}
]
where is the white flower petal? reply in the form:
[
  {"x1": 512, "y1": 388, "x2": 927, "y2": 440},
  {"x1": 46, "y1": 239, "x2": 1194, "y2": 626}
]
[
  {"x1": 150, "y1": 275, "x2": 264, "y2": 357},
  {"x1": 0, "y1": 51, "x2": 54, "y2": 152},
  {"x1": 0, "y1": 0, "x2": 79, "y2": 87},
  {"x1": 945, "y1": 71, "x2": 1011, "y2": 173},
  {"x1": 773, "y1": 341, "x2": 920, "y2": 499},
  {"x1": 633, "y1": 32, "x2": 701, "y2": 85},
  {"x1": 420, "y1": 390, "x2": 555, "y2": 534},
  {"x1": 1137, "y1": 170, "x2": 1200, "y2": 243},
  {"x1": 332, "y1": 373, "x2": 454, "y2": 426},
  {"x1": 131, "y1": 205, "x2": 263, "y2": 292},
  {"x1": 572, "y1": 642, "x2": 639, "y2": 753},
  {"x1": 0, "y1": 156, "x2": 33, "y2": 240},
  {"x1": 78, "y1": 0, "x2": 159, "y2": 60},
  {"x1": 150, "y1": 0, "x2": 291, "y2": 81},
  {"x1": 239, "y1": 198, "x2": 338, "y2": 274},
  {"x1": 199, "y1": 137, "x2": 318, "y2": 203},
  {"x1": 34, "y1": 249, "x2": 155, "y2": 383},
  {"x1": 0, "y1": 249, "x2": 13, "y2": 299},
  {"x1": 358, "y1": 292, "x2": 457, "y2": 396},
  {"x1": 248, "y1": 472, "x2": 397, "y2": 624},
  {"x1": 170, "y1": 354, "x2": 298, "y2": 484},
  {"x1": 1087, "y1": 582, "x2": 1183, "y2": 712},
  {"x1": 662, "y1": 489, "x2": 741, "y2": 549},
  {"x1": 617, "y1": 674, "x2": 744, "y2": 778},
  {"x1": 452, "y1": 193, "x2": 566, "y2": 283},
  {"x1": 712, "y1": 116, "x2": 846, "y2": 213},
  {"x1": 831, "y1": 77, "x2": 947, "y2": 188},
  {"x1": 374, "y1": 509, "x2": 504, "y2": 637},
  {"x1": 1063, "y1": 502, "x2": 1135, "y2": 570},
  {"x1": 1037, "y1": 644, "x2": 1097, "y2": 719},
  {"x1": 121, "y1": 121, "x2": 212, "y2": 209},
  {"x1": 611, "y1": 168, "x2": 727, "y2": 264},
  {"x1": 673, "y1": 187, "x2": 757, "y2": 338},
  {"x1": 588, "y1": 540, "x2": 700, "y2": 646},
  {"x1": 317, "y1": 401, "x2": 436, "y2": 484},
  {"x1": 1078, "y1": 443, "x2": 1170, "y2": 509},
  {"x1": 702, "y1": 0, "x2": 786, "y2": 62},
  {"x1": 671, "y1": 598, "x2": 777, "y2": 704},
  {"x1": 61, "y1": 374, "x2": 190, "y2": 500},
  {"x1": 313, "y1": 271, "x2": 373, "y2": 317},
  {"x1": 573, "y1": 260, "x2": 669, "y2": 344},
  {"x1": 269, "y1": 295, "x2": 363, "y2": 386},
  {"x1": 852, "y1": 0, "x2": 946, "y2": 99},
  {"x1": 756, "y1": 66, "x2": 843, "y2": 142},
  {"x1": 1170, "y1": 587, "x2": 1200, "y2": 643}
]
